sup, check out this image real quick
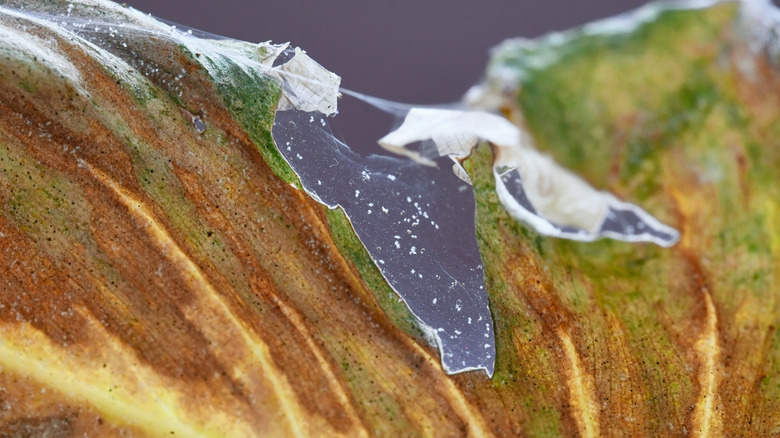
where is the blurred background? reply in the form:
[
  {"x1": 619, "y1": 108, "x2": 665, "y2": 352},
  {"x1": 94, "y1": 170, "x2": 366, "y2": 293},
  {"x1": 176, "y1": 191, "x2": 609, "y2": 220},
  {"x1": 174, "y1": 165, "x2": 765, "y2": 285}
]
[
  {"x1": 119, "y1": 0, "x2": 691, "y2": 152},
  {"x1": 122, "y1": 0, "x2": 653, "y2": 102}
]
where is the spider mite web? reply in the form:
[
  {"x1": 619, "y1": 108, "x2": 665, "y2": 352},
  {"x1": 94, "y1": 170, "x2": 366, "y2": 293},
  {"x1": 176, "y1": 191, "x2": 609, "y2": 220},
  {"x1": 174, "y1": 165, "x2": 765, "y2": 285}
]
[
  {"x1": 269, "y1": 46, "x2": 498, "y2": 375},
  {"x1": 273, "y1": 93, "x2": 497, "y2": 376}
]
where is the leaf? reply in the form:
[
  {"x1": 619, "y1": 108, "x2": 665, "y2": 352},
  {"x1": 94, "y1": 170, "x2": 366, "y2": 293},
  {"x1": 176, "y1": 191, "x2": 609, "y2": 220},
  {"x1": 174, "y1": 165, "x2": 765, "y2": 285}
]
[{"x1": 0, "y1": 0, "x2": 779, "y2": 437}]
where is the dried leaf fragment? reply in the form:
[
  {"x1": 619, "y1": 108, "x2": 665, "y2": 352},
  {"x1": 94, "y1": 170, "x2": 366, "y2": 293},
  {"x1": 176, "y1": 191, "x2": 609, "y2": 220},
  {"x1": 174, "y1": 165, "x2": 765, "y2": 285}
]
[{"x1": 379, "y1": 108, "x2": 680, "y2": 246}]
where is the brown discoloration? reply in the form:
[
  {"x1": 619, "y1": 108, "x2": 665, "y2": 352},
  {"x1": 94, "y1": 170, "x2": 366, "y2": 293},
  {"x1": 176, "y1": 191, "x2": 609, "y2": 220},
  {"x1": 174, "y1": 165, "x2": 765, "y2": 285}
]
[
  {"x1": 590, "y1": 310, "x2": 652, "y2": 435},
  {"x1": 1, "y1": 415, "x2": 73, "y2": 438},
  {"x1": 0, "y1": 5, "x2": 503, "y2": 436},
  {"x1": 668, "y1": 173, "x2": 726, "y2": 437},
  {"x1": 679, "y1": 252, "x2": 724, "y2": 437},
  {"x1": 498, "y1": 231, "x2": 603, "y2": 437},
  {"x1": 0, "y1": 367, "x2": 143, "y2": 437},
  {"x1": 722, "y1": 45, "x2": 780, "y2": 438},
  {"x1": 557, "y1": 329, "x2": 600, "y2": 438}
]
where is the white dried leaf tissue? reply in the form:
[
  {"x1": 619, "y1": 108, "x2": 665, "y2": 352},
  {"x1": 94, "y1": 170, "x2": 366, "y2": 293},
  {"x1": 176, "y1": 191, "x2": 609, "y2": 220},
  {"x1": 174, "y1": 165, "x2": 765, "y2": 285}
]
[{"x1": 379, "y1": 108, "x2": 680, "y2": 246}]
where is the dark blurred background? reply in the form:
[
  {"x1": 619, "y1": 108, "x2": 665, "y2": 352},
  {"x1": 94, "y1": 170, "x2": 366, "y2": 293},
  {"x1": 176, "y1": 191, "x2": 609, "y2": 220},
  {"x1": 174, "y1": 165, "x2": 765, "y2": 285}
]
[{"x1": 123, "y1": 0, "x2": 653, "y2": 103}]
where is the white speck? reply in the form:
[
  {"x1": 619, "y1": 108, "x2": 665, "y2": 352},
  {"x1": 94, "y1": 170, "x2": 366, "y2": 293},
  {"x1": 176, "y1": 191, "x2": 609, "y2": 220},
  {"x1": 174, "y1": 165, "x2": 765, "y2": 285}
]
[
  {"x1": 355, "y1": 190, "x2": 360, "y2": 198},
  {"x1": 484, "y1": 344, "x2": 491, "y2": 349},
  {"x1": 394, "y1": 241, "x2": 400, "y2": 249},
  {"x1": 433, "y1": 298, "x2": 438, "y2": 304},
  {"x1": 296, "y1": 153, "x2": 303, "y2": 160},
  {"x1": 368, "y1": 202, "x2": 374, "y2": 207},
  {"x1": 406, "y1": 197, "x2": 412, "y2": 203},
  {"x1": 468, "y1": 317, "x2": 472, "y2": 324},
  {"x1": 367, "y1": 209, "x2": 372, "y2": 214},
  {"x1": 410, "y1": 246, "x2": 417, "y2": 255},
  {"x1": 378, "y1": 260, "x2": 385, "y2": 265},
  {"x1": 411, "y1": 269, "x2": 415, "y2": 274},
  {"x1": 387, "y1": 174, "x2": 396, "y2": 181},
  {"x1": 394, "y1": 235, "x2": 401, "y2": 239},
  {"x1": 317, "y1": 180, "x2": 322, "y2": 185},
  {"x1": 382, "y1": 207, "x2": 389, "y2": 213}
]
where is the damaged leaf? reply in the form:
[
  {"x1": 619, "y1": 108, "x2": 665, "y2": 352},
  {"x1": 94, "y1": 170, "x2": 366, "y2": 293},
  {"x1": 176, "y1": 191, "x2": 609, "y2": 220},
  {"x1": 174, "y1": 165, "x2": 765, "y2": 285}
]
[{"x1": 1, "y1": 0, "x2": 780, "y2": 436}]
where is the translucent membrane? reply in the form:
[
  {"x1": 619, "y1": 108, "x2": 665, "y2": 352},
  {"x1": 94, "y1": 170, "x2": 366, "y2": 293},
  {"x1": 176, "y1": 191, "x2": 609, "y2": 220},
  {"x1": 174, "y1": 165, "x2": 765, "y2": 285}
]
[{"x1": 273, "y1": 104, "x2": 496, "y2": 376}]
